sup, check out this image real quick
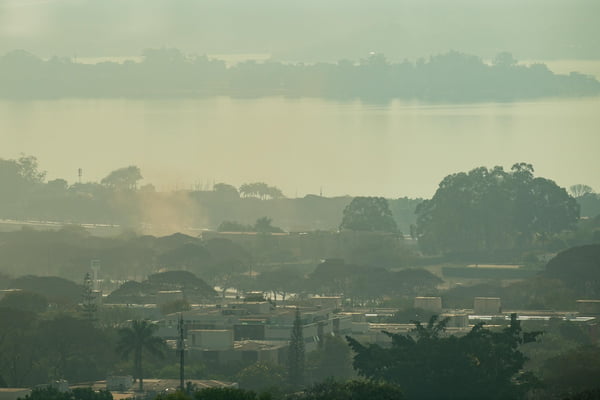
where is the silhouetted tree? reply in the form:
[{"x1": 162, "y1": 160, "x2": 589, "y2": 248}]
[
  {"x1": 254, "y1": 217, "x2": 284, "y2": 233},
  {"x1": 347, "y1": 314, "x2": 541, "y2": 400},
  {"x1": 544, "y1": 244, "x2": 600, "y2": 297},
  {"x1": 0, "y1": 291, "x2": 48, "y2": 314},
  {"x1": 540, "y1": 345, "x2": 600, "y2": 397},
  {"x1": 570, "y1": 184, "x2": 594, "y2": 198},
  {"x1": 255, "y1": 267, "x2": 301, "y2": 304},
  {"x1": 235, "y1": 362, "x2": 285, "y2": 392},
  {"x1": 116, "y1": 320, "x2": 166, "y2": 391},
  {"x1": 213, "y1": 183, "x2": 239, "y2": 199},
  {"x1": 101, "y1": 166, "x2": 142, "y2": 190},
  {"x1": 20, "y1": 387, "x2": 113, "y2": 400},
  {"x1": 416, "y1": 163, "x2": 579, "y2": 254},
  {"x1": 289, "y1": 379, "x2": 405, "y2": 400},
  {"x1": 339, "y1": 197, "x2": 397, "y2": 232}
]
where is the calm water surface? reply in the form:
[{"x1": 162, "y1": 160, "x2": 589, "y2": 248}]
[{"x1": 1, "y1": 96, "x2": 599, "y2": 198}]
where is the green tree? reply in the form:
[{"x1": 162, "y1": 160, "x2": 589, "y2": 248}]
[
  {"x1": 20, "y1": 387, "x2": 113, "y2": 400},
  {"x1": 0, "y1": 291, "x2": 48, "y2": 313},
  {"x1": 416, "y1": 163, "x2": 579, "y2": 255},
  {"x1": 266, "y1": 186, "x2": 284, "y2": 200},
  {"x1": 339, "y1": 197, "x2": 397, "y2": 232},
  {"x1": 101, "y1": 166, "x2": 142, "y2": 190},
  {"x1": 193, "y1": 388, "x2": 268, "y2": 400},
  {"x1": 213, "y1": 183, "x2": 239, "y2": 200},
  {"x1": 236, "y1": 362, "x2": 285, "y2": 392},
  {"x1": 217, "y1": 221, "x2": 252, "y2": 232},
  {"x1": 239, "y1": 182, "x2": 284, "y2": 200},
  {"x1": 562, "y1": 389, "x2": 600, "y2": 400},
  {"x1": 347, "y1": 314, "x2": 541, "y2": 400},
  {"x1": 307, "y1": 336, "x2": 354, "y2": 381},
  {"x1": 253, "y1": 217, "x2": 284, "y2": 233},
  {"x1": 116, "y1": 320, "x2": 166, "y2": 391},
  {"x1": 570, "y1": 184, "x2": 594, "y2": 198},
  {"x1": 288, "y1": 308, "x2": 305, "y2": 388},
  {"x1": 0, "y1": 308, "x2": 39, "y2": 387},
  {"x1": 0, "y1": 155, "x2": 45, "y2": 208},
  {"x1": 289, "y1": 379, "x2": 405, "y2": 400},
  {"x1": 544, "y1": 244, "x2": 600, "y2": 297},
  {"x1": 493, "y1": 52, "x2": 518, "y2": 68},
  {"x1": 540, "y1": 345, "x2": 600, "y2": 398},
  {"x1": 40, "y1": 316, "x2": 114, "y2": 383},
  {"x1": 255, "y1": 267, "x2": 301, "y2": 305}
]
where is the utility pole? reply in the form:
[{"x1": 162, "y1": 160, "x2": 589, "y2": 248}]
[{"x1": 177, "y1": 313, "x2": 185, "y2": 392}]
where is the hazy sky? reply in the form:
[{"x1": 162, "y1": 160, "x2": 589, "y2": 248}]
[
  {"x1": 2, "y1": 1, "x2": 599, "y2": 199},
  {"x1": 1, "y1": 0, "x2": 599, "y2": 61}
]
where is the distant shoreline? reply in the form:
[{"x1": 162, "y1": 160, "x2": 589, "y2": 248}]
[{"x1": 1, "y1": 49, "x2": 599, "y2": 102}]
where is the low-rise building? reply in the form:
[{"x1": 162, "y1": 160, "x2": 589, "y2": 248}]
[{"x1": 474, "y1": 297, "x2": 501, "y2": 315}]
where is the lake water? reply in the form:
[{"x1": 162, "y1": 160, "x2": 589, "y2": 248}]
[{"x1": 1, "y1": 96, "x2": 599, "y2": 198}]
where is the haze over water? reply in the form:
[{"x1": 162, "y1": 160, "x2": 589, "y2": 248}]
[{"x1": 1, "y1": 95, "x2": 598, "y2": 198}]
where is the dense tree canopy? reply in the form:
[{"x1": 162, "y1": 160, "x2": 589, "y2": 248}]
[
  {"x1": 106, "y1": 270, "x2": 217, "y2": 304},
  {"x1": 339, "y1": 197, "x2": 397, "y2": 233},
  {"x1": 416, "y1": 163, "x2": 579, "y2": 255},
  {"x1": 308, "y1": 259, "x2": 441, "y2": 303},
  {"x1": 0, "y1": 310, "x2": 117, "y2": 387},
  {"x1": 544, "y1": 244, "x2": 600, "y2": 297},
  {"x1": 0, "y1": 155, "x2": 45, "y2": 213},
  {"x1": 20, "y1": 387, "x2": 113, "y2": 400},
  {"x1": 288, "y1": 379, "x2": 405, "y2": 400},
  {"x1": 255, "y1": 267, "x2": 302, "y2": 304},
  {"x1": 306, "y1": 336, "x2": 354, "y2": 382},
  {"x1": 0, "y1": 291, "x2": 48, "y2": 313},
  {"x1": 347, "y1": 314, "x2": 540, "y2": 400},
  {"x1": 540, "y1": 345, "x2": 600, "y2": 398},
  {"x1": 116, "y1": 320, "x2": 166, "y2": 391},
  {"x1": 101, "y1": 166, "x2": 143, "y2": 190},
  {"x1": 239, "y1": 183, "x2": 285, "y2": 200}
]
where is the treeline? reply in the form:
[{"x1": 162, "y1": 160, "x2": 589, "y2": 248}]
[
  {"x1": 2, "y1": 230, "x2": 598, "y2": 313},
  {"x1": 0, "y1": 156, "x2": 421, "y2": 233},
  {"x1": 1, "y1": 49, "x2": 599, "y2": 101},
  {"x1": 2, "y1": 155, "x2": 600, "y2": 261}
]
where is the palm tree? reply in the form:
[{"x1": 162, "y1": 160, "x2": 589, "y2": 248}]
[{"x1": 116, "y1": 320, "x2": 166, "y2": 392}]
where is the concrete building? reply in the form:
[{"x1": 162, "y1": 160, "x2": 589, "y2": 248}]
[
  {"x1": 188, "y1": 329, "x2": 234, "y2": 351},
  {"x1": 158, "y1": 301, "x2": 352, "y2": 364},
  {"x1": 440, "y1": 313, "x2": 469, "y2": 328},
  {"x1": 192, "y1": 340, "x2": 288, "y2": 366},
  {"x1": 474, "y1": 297, "x2": 502, "y2": 314}
]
